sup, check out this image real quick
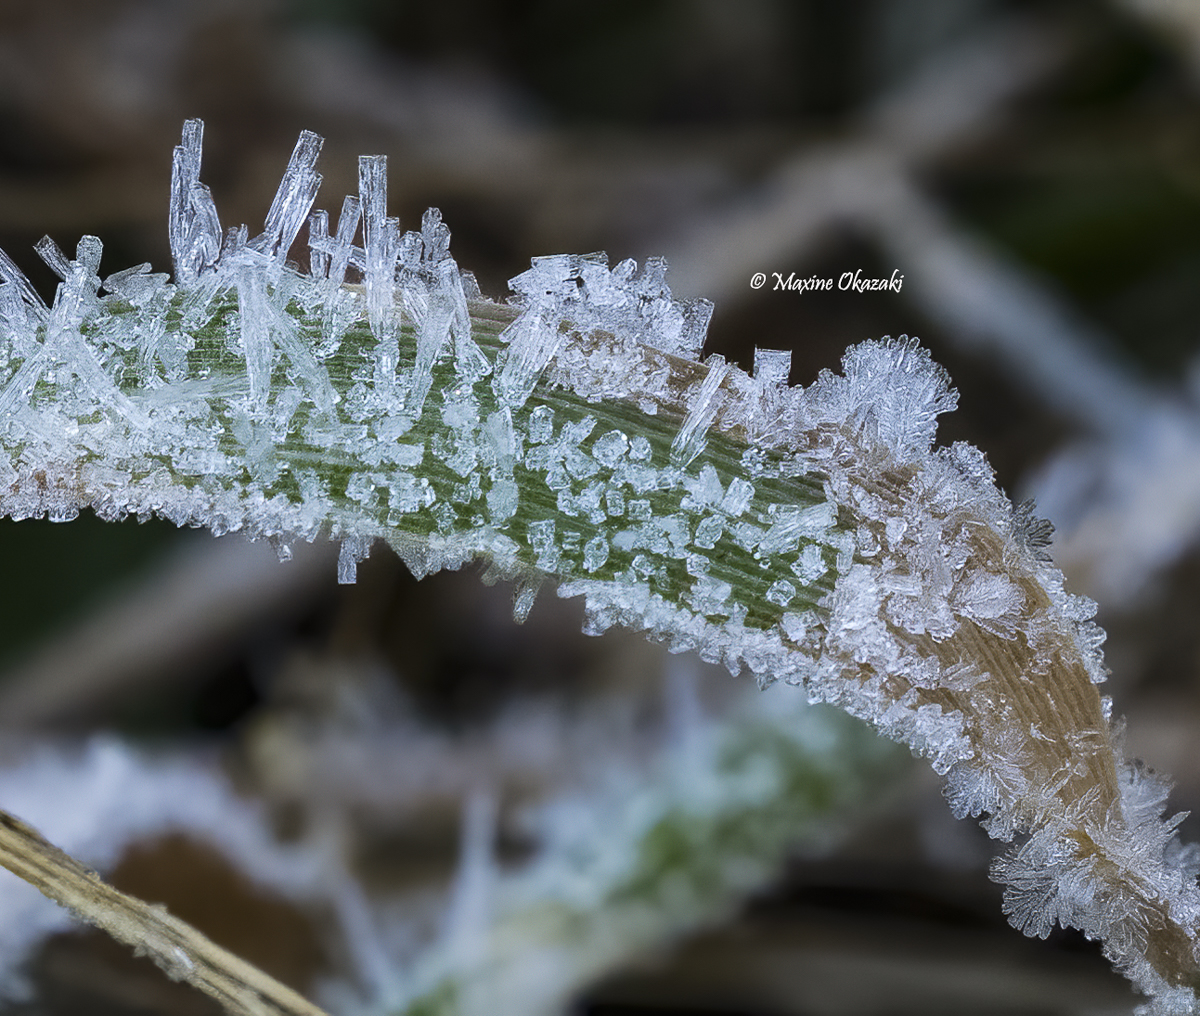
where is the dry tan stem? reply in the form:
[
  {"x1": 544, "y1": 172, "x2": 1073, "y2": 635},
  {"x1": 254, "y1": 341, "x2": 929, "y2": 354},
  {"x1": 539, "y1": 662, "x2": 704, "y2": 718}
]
[
  {"x1": 853, "y1": 466, "x2": 1200, "y2": 989},
  {"x1": 0, "y1": 810, "x2": 332, "y2": 1016}
]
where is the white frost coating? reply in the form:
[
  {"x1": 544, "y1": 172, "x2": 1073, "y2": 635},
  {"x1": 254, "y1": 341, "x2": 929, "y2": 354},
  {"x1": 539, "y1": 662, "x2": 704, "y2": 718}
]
[
  {"x1": 1, "y1": 122, "x2": 1198, "y2": 1009},
  {"x1": 800, "y1": 336, "x2": 958, "y2": 457},
  {"x1": 390, "y1": 676, "x2": 900, "y2": 1016},
  {"x1": 500, "y1": 251, "x2": 715, "y2": 411}
]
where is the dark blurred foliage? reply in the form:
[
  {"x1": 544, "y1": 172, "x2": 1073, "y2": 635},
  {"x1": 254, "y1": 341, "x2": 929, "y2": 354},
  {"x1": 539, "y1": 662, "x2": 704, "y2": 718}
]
[
  {"x1": 285, "y1": 0, "x2": 859, "y2": 124},
  {"x1": 0, "y1": 513, "x2": 179, "y2": 673}
]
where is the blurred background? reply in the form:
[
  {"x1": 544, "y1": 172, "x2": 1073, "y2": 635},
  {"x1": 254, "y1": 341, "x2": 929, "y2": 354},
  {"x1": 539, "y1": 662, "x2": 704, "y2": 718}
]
[{"x1": 3, "y1": 0, "x2": 1200, "y2": 1012}]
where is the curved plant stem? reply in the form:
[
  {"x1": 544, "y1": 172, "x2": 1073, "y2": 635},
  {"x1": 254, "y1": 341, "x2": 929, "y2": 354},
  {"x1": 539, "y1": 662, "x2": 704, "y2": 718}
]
[{"x1": 3, "y1": 120, "x2": 1200, "y2": 1011}]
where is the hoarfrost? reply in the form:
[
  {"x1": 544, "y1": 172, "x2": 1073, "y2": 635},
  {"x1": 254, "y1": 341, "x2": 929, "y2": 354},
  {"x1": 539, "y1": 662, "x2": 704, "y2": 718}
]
[
  {"x1": 583, "y1": 535, "x2": 609, "y2": 573},
  {"x1": 792, "y1": 543, "x2": 827, "y2": 583},
  {"x1": 629, "y1": 435, "x2": 652, "y2": 462},
  {"x1": 591, "y1": 430, "x2": 629, "y2": 468},
  {"x1": 169, "y1": 119, "x2": 222, "y2": 281},
  {"x1": 249, "y1": 130, "x2": 323, "y2": 261},
  {"x1": 338, "y1": 535, "x2": 374, "y2": 584},
  {"x1": 359, "y1": 154, "x2": 398, "y2": 359},
  {"x1": 802, "y1": 336, "x2": 957, "y2": 457},
  {"x1": 693, "y1": 515, "x2": 724, "y2": 549},
  {"x1": 528, "y1": 405, "x2": 554, "y2": 444},
  {"x1": 720, "y1": 478, "x2": 755, "y2": 517},
  {"x1": 951, "y1": 570, "x2": 1023, "y2": 631},
  {"x1": 765, "y1": 580, "x2": 796, "y2": 607},
  {"x1": 2, "y1": 121, "x2": 1196, "y2": 1009},
  {"x1": 753, "y1": 347, "x2": 791, "y2": 388},
  {"x1": 758, "y1": 503, "x2": 836, "y2": 556}
]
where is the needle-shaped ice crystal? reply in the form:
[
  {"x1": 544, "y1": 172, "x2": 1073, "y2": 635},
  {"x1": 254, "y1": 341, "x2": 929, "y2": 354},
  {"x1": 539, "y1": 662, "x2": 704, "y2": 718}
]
[
  {"x1": 169, "y1": 119, "x2": 222, "y2": 282},
  {"x1": 249, "y1": 130, "x2": 323, "y2": 261}
]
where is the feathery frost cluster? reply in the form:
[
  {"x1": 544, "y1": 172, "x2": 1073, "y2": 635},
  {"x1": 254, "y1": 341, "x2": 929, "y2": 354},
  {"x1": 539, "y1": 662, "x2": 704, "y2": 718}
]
[{"x1": 1, "y1": 121, "x2": 1199, "y2": 1009}]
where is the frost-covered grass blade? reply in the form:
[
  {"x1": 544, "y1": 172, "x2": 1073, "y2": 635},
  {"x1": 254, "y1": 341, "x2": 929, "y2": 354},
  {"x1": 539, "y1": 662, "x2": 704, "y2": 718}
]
[{"x1": 1, "y1": 120, "x2": 1199, "y2": 1014}]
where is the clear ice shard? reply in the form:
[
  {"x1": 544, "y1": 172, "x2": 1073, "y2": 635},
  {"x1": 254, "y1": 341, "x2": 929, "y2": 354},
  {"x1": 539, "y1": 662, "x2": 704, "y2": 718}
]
[
  {"x1": 238, "y1": 271, "x2": 278, "y2": 408},
  {"x1": 169, "y1": 119, "x2": 222, "y2": 281},
  {"x1": 0, "y1": 245, "x2": 45, "y2": 312},
  {"x1": 671, "y1": 355, "x2": 729, "y2": 467},
  {"x1": 307, "y1": 208, "x2": 330, "y2": 279},
  {"x1": 249, "y1": 130, "x2": 323, "y2": 260},
  {"x1": 493, "y1": 256, "x2": 580, "y2": 408},
  {"x1": 309, "y1": 194, "x2": 362, "y2": 289},
  {"x1": 338, "y1": 536, "x2": 374, "y2": 585},
  {"x1": 402, "y1": 211, "x2": 481, "y2": 418},
  {"x1": 758, "y1": 503, "x2": 836, "y2": 556},
  {"x1": 359, "y1": 154, "x2": 399, "y2": 358},
  {"x1": 496, "y1": 250, "x2": 715, "y2": 410},
  {"x1": 753, "y1": 347, "x2": 791, "y2": 387},
  {"x1": 34, "y1": 236, "x2": 72, "y2": 281}
]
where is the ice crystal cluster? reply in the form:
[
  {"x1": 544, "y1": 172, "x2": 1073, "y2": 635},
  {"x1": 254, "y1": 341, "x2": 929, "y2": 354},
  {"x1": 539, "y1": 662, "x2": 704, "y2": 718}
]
[{"x1": 1, "y1": 121, "x2": 1199, "y2": 1009}]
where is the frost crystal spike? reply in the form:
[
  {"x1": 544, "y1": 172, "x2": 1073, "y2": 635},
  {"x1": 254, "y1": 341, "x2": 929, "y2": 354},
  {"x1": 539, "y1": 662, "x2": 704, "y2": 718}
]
[
  {"x1": 0, "y1": 121, "x2": 1198, "y2": 1012},
  {"x1": 0, "y1": 246, "x2": 45, "y2": 312},
  {"x1": 169, "y1": 119, "x2": 222, "y2": 281},
  {"x1": 671, "y1": 354, "x2": 729, "y2": 467},
  {"x1": 250, "y1": 130, "x2": 323, "y2": 260}
]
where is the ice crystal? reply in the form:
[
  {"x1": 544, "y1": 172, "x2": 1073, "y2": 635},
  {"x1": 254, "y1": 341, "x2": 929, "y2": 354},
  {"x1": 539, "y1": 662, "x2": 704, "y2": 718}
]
[{"x1": 1, "y1": 120, "x2": 1198, "y2": 1009}]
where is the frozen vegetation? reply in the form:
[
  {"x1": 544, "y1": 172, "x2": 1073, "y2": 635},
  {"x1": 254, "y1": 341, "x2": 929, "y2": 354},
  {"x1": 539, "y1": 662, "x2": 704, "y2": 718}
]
[
  {"x1": 0, "y1": 673, "x2": 900, "y2": 1016},
  {"x1": 0, "y1": 121, "x2": 1198, "y2": 1014}
]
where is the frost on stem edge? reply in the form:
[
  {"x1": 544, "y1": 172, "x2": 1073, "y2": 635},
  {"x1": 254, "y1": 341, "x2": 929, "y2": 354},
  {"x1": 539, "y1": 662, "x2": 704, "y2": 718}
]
[{"x1": 0, "y1": 120, "x2": 1199, "y2": 1009}]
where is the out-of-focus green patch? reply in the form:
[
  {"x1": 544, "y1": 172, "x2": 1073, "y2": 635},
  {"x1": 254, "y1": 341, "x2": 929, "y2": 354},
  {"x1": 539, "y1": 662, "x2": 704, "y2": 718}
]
[
  {"x1": 940, "y1": 162, "x2": 1200, "y2": 376},
  {"x1": 930, "y1": 17, "x2": 1200, "y2": 377},
  {"x1": 0, "y1": 511, "x2": 186, "y2": 672},
  {"x1": 950, "y1": 169, "x2": 1200, "y2": 298}
]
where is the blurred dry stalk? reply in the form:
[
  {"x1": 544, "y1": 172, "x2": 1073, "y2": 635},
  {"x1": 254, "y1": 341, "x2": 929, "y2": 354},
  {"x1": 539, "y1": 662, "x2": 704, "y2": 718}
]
[
  {"x1": 1119, "y1": 0, "x2": 1200, "y2": 79},
  {"x1": 0, "y1": 809, "x2": 330, "y2": 1016}
]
